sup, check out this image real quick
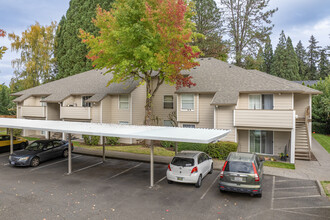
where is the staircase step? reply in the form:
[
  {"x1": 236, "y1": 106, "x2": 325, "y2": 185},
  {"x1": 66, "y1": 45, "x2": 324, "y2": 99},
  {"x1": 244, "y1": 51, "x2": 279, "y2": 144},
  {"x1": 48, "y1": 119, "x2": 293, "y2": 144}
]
[{"x1": 295, "y1": 156, "x2": 311, "y2": 161}]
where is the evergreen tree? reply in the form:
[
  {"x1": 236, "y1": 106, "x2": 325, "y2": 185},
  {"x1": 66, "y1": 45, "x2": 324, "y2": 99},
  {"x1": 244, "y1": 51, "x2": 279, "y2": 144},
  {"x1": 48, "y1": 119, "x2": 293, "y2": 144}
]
[
  {"x1": 243, "y1": 47, "x2": 264, "y2": 70},
  {"x1": 285, "y1": 37, "x2": 300, "y2": 80},
  {"x1": 307, "y1": 35, "x2": 321, "y2": 79},
  {"x1": 295, "y1": 40, "x2": 308, "y2": 79},
  {"x1": 192, "y1": 0, "x2": 228, "y2": 60},
  {"x1": 0, "y1": 84, "x2": 15, "y2": 115},
  {"x1": 319, "y1": 48, "x2": 329, "y2": 79},
  {"x1": 54, "y1": 0, "x2": 113, "y2": 79},
  {"x1": 271, "y1": 31, "x2": 287, "y2": 78},
  {"x1": 262, "y1": 36, "x2": 273, "y2": 73}
]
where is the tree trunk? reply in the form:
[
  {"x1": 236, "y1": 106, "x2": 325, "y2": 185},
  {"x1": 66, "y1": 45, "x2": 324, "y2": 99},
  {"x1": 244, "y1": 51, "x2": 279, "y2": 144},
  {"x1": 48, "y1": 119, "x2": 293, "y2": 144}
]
[{"x1": 145, "y1": 78, "x2": 153, "y2": 126}]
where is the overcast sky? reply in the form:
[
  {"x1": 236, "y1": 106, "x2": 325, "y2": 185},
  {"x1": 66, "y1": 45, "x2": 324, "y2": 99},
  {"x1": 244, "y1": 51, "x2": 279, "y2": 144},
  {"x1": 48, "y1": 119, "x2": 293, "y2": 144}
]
[{"x1": 0, "y1": 0, "x2": 329, "y2": 86}]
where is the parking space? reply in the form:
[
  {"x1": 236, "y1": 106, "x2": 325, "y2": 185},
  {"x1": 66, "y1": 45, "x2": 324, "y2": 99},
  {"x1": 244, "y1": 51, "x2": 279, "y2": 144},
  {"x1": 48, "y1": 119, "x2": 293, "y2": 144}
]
[{"x1": 0, "y1": 152, "x2": 329, "y2": 220}]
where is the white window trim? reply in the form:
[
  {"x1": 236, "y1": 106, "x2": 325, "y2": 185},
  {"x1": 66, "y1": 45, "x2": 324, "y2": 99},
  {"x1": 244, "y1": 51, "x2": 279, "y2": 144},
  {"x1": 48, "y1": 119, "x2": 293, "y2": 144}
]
[
  {"x1": 163, "y1": 95, "x2": 174, "y2": 109},
  {"x1": 180, "y1": 94, "x2": 195, "y2": 111},
  {"x1": 248, "y1": 130, "x2": 274, "y2": 155},
  {"x1": 118, "y1": 95, "x2": 129, "y2": 110}
]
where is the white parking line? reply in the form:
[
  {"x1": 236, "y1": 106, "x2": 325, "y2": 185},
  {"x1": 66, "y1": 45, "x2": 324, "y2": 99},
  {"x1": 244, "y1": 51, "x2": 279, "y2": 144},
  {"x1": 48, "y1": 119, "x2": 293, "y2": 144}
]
[
  {"x1": 200, "y1": 174, "x2": 220, "y2": 200},
  {"x1": 276, "y1": 206, "x2": 330, "y2": 210},
  {"x1": 155, "y1": 176, "x2": 167, "y2": 185},
  {"x1": 276, "y1": 209, "x2": 330, "y2": 219},
  {"x1": 275, "y1": 186, "x2": 317, "y2": 190},
  {"x1": 271, "y1": 176, "x2": 275, "y2": 210},
  {"x1": 72, "y1": 161, "x2": 103, "y2": 173},
  {"x1": 275, "y1": 179, "x2": 307, "y2": 183},
  {"x1": 107, "y1": 163, "x2": 143, "y2": 180},
  {"x1": 274, "y1": 195, "x2": 321, "y2": 200},
  {"x1": 0, "y1": 153, "x2": 9, "y2": 158},
  {"x1": 30, "y1": 155, "x2": 83, "y2": 172},
  {"x1": 3, "y1": 163, "x2": 9, "y2": 166}
]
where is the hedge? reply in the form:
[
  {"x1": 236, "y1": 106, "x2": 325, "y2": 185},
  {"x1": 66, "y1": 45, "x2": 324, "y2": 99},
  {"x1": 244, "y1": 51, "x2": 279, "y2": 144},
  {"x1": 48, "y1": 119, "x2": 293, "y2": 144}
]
[
  {"x1": 105, "y1": 137, "x2": 120, "y2": 146},
  {"x1": 83, "y1": 135, "x2": 100, "y2": 146},
  {"x1": 204, "y1": 141, "x2": 238, "y2": 160},
  {"x1": 160, "y1": 141, "x2": 207, "y2": 152}
]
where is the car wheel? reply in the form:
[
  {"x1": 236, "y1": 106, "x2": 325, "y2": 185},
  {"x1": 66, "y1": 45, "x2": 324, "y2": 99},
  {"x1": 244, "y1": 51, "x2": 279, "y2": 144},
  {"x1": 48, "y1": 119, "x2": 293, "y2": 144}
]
[
  {"x1": 256, "y1": 193, "x2": 262, "y2": 198},
  {"x1": 30, "y1": 157, "x2": 40, "y2": 167},
  {"x1": 167, "y1": 179, "x2": 173, "y2": 184},
  {"x1": 220, "y1": 189, "x2": 226, "y2": 193},
  {"x1": 63, "y1": 149, "x2": 68, "y2": 158},
  {"x1": 20, "y1": 142, "x2": 26, "y2": 149},
  {"x1": 209, "y1": 163, "x2": 213, "y2": 174},
  {"x1": 195, "y1": 175, "x2": 202, "y2": 188}
]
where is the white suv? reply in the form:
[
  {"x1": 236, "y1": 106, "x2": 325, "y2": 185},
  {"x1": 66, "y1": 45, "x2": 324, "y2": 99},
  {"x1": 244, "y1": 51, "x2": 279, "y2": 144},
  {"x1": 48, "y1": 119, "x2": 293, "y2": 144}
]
[{"x1": 166, "y1": 151, "x2": 213, "y2": 188}]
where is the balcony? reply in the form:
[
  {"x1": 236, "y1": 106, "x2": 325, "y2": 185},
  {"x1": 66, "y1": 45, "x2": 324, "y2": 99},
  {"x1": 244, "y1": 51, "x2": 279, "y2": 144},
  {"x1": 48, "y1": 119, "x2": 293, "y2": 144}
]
[
  {"x1": 21, "y1": 106, "x2": 46, "y2": 118},
  {"x1": 60, "y1": 106, "x2": 91, "y2": 120},
  {"x1": 234, "y1": 109, "x2": 294, "y2": 129}
]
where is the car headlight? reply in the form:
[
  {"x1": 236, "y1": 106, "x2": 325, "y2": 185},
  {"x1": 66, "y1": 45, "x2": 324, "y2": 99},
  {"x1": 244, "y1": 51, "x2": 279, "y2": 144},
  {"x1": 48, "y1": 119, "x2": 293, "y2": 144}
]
[{"x1": 18, "y1": 156, "x2": 30, "y2": 161}]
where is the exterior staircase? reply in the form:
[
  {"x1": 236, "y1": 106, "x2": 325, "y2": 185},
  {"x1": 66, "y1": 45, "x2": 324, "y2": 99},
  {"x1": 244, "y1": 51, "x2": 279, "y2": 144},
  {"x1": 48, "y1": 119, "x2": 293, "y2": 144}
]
[{"x1": 295, "y1": 106, "x2": 312, "y2": 160}]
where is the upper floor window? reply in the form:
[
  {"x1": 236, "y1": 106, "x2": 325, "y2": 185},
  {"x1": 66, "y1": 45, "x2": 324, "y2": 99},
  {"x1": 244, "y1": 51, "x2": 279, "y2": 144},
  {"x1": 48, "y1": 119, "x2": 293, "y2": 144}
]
[
  {"x1": 163, "y1": 95, "x2": 174, "y2": 109},
  {"x1": 41, "y1": 97, "x2": 47, "y2": 107},
  {"x1": 181, "y1": 94, "x2": 194, "y2": 111},
  {"x1": 119, "y1": 95, "x2": 129, "y2": 109},
  {"x1": 82, "y1": 96, "x2": 92, "y2": 107},
  {"x1": 249, "y1": 94, "x2": 273, "y2": 110},
  {"x1": 164, "y1": 120, "x2": 173, "y2": 127}
]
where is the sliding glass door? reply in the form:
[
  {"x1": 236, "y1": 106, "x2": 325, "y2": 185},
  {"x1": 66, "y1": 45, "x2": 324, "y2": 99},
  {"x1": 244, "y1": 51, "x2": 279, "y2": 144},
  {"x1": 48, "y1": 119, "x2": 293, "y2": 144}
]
[{"x1": 250, "y1": 130, "x2": 273, "y2": 154}]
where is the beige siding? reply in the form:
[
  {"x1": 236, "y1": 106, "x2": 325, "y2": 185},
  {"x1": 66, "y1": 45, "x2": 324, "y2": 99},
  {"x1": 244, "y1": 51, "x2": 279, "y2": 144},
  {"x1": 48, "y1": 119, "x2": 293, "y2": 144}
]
[
  {"x1": 274, "y1": 93, "x2": 292, "y2": 110},
  {"x1": 63, "y1": 95, "x2": 84, "y2": 107},
  {"x1": 274, "y1": 131, "x2": 291, "y2": 156},
  {"x1": 109, "y1": 95, "x2": 130, "y2": 124},
  {"x1": 47, "y1": 103, "x2": 60, "y2": 120},
  {"x1": 198, "y1": 94, "x2": 214, "y2": 128},
  {"x1": 60, "y1": 107, "x2": 91, "y2": 120},
  {"x1": 23, "y1": 96, "x2": 42, "y2": 106},
  {"x1": 91, "y1": 103, "x2": 101, "y2": 123},
  {"x1": 151, "y1": 83, "x2": 176, "y2": 126},
  {"x1": 215, "y1": 106, "x2": 235, "y2": 142},
  {"x1": 132, "y1": 85, "x2": 146, "y2": 125},
  {"x1": 237, "y1": 93, "x2": 248, "y2": 109},
  {"x1": 294, "y1": 94, "x2": 309, "y2": 117},
  {"x1": 177, "y1": 94, "x2": 198, "y2": 122},
  {"x1": 234, "y1": 110, "x2": 294, "y2": 129},
  {"x1": 21, "y1": 106, "x2": 46, "y2": 118},
  {"x1": 102, "y1": 95, "x2": 112, "y2": 123},
  {"x1": 17, "y1": 102, "x2": 22, "y2": 118},
  {"x1": 238, "y1": 130, "x2": 248, "y2": 152}
]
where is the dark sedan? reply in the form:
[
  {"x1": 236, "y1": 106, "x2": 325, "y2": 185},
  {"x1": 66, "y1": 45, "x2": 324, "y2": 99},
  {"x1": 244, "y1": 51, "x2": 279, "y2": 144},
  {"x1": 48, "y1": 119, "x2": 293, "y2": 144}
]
[{"x1": 9, "y1": 140, "x2": 73, "y2": 167}]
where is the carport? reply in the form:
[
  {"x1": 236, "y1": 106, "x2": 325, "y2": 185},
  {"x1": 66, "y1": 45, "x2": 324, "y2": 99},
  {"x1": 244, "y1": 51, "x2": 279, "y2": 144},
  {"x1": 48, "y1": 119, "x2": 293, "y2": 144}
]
[{"x1": 0, "y1": 118, "x2": 230, "y2": 187}]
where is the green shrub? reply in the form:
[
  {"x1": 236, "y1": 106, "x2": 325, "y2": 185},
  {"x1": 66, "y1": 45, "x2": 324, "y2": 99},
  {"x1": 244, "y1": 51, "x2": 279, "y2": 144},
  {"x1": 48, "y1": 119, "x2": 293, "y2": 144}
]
[
  {"x1": 83, "y1": 135, "x2": 100, "y2": 146},
  {"x1": 105, "y1": 137, "x2": 120, "y2": 146},
  {"x1": 178, "y1": 142, "x2": 208, "y2": 152},
  {"x1": 313, "y1": 122, "x2": 329, "y2": 135},
  {"x1": 160, "y1": 141, "x2": 175, "y2": 148},
  {"x1": 13, "y1": 129, "x2": 22, "y2": 136},
  {"x1": 204, "y1": 141, "x2": 238, "y2": 160}
]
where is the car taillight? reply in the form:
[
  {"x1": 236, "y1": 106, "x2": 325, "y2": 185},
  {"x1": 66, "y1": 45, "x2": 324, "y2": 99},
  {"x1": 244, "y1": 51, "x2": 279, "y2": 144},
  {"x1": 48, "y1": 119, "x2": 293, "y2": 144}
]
[
  {"x1": 220, "y1": 161, "x2": 228, "y2": 179},
  {"x1": 168, "y1": 164, "x2": 171, "y2": 171},
  {"x1": 191, "y1": 166, "x2": 198, "y2": 174},
  {"x1": 252, "y1": 162, "x2": 259, "y2": 182}
]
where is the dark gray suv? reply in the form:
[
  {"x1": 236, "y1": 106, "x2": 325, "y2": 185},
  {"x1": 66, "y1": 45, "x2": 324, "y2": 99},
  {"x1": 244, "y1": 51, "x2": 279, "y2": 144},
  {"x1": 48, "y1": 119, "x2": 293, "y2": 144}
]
[{"x1": 219, "y1": 152, "x2": 264, "y2": 197}]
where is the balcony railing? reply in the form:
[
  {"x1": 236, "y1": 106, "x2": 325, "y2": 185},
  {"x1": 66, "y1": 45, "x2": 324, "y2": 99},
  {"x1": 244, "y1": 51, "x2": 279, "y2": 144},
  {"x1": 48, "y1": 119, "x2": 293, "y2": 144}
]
[
  {"x1": 21, "y1": 106, "x2": 46, "y2": 118},
  {"x1": 234, "y1": 109, "x2": 294, "y2": 129},
  {"x1": 60, "y1": 106, "x2": 91, "y2": 120}
]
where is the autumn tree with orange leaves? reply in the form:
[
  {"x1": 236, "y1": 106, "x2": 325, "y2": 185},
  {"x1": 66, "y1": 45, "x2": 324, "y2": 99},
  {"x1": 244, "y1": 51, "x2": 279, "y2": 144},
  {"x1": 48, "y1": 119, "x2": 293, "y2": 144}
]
[
  {"x1": 0, "y1": 29, "x2": 7, "y2": 60},
  {"x1": 80, "y1": 0, "x2": 201, "y2": 125}
]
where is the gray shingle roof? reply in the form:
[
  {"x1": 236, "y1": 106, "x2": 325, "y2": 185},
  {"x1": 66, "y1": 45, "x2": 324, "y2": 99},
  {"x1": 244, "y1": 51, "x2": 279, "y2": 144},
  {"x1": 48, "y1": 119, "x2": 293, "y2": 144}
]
[
  {"x1": 177, "y1": 58, "x2": 321, "y2": 105},
  {"x1": 12, "y1": 68, "x2": 140, "y2": 103}
]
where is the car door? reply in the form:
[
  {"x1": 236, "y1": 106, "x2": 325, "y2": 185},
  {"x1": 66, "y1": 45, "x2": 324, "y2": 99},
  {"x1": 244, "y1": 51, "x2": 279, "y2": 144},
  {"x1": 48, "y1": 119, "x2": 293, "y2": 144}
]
[
  {"x1": 52, "y1": 140, "x2": 64, "y2": 158},
  {"x1": 0, "y1": 135, "x2": 10, "y2": 152},
  {"x1": 198, "y1": 154, "x2": 208, "y2": 177},
  {"x1": 203, "y1": 153, "x2": 211, "y2": 173},
  {"x1": 38, "y1": 142, "x2": 54, "y2": 161}
]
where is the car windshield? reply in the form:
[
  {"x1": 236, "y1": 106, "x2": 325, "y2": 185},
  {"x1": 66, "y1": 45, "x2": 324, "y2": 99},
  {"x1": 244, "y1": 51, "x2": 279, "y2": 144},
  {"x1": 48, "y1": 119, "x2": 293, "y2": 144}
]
[
  {"x1": 25, "y1": 142, "x2": 45, "y2": 151},
  {"x1": 171, "y1": 157, "x2": 194, "y2": 167},
  {"x1": 224, "y1": 161, "x2": 254, "y2": 174}
]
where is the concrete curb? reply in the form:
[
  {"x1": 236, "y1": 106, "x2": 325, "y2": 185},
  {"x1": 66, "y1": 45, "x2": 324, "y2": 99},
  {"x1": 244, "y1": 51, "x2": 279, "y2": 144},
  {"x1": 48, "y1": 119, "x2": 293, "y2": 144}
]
[{"x1": 316, "y1": 180, "x2": 326, "y2": 197}]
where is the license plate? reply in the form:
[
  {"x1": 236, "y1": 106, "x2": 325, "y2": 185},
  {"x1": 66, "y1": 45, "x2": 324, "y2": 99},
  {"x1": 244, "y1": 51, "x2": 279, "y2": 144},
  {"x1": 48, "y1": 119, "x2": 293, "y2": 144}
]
[
  {"x1": 177, "y1": 177, "x2": 183, "y2": 181},
  {"x1": 10, "y1": 161, "x2": 15, "y2": 165},
  {"x1": 234, "y1": 177, "x2": 243, "y2": 182}
]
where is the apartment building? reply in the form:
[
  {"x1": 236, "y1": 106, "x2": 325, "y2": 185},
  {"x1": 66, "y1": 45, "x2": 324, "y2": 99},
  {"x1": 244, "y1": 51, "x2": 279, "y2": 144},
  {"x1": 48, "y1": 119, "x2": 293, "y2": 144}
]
[{"x1": 12, "y1": 58, "x2": 321, "y2": 163}]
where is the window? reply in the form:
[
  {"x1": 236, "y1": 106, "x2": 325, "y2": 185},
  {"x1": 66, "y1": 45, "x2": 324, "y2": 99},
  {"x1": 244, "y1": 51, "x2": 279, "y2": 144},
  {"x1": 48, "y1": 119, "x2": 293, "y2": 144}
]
[
  {"x1": 82, "y1": 96, "x2": 92, "y2": 107},
  {"x1": 41, "y1": 131, "x2": 45, "y2": 135},
  {"x1": 119, "y1": 95, "x2": 129, "y2": 109},
  {"x1": 181, "y1": 94, "x2": 194, "y2": 110},
  {"x1": 163, "y1": 95, "x2": 174, "y2": 109},
  {"x1": 163, "y1": 120, "x2": 173, "y2": 127},
  {"x1": 183, "y1": 124, "x2": 195, "y2": 128},
  {"x1": 250, "y1": 130, "x2": 273, "y2": 154},
  {"x1": 171, "y1": 157, "x2": 194, "y2": 167},
  {"x1": 119, "y1": 121, "x2": 129, "y2": 125},
  {"x1": 248, "y1": 94, "x2": 273, "y2": 110},
  {"x1": 53, "y1": 140, "x2": 64, "y2": 147},
  {"x1": 41, "y1": 97, "x2": 47, "y2": 107}
]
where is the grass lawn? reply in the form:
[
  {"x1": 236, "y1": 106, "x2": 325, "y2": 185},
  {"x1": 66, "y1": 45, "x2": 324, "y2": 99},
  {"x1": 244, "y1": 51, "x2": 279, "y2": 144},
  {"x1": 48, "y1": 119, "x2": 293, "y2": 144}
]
[
  {"x1": 321, "y1": 181, "x2": 330, "y2": 197},
  {"x1": 73, "y1": 141, "x2": 175, "y2": 157},
  {"x1": 313, "y1": 133, "x2": 330, "y2": 153},
  {"x1": 23, "y1": 137, "x2": 41, "y2": 141},
  {"x1": 0, "y1": 128, "x2": 6, "y2": 135},
  {"x1": 264, "y1": 161, "x2": 295, "y2": 169}
]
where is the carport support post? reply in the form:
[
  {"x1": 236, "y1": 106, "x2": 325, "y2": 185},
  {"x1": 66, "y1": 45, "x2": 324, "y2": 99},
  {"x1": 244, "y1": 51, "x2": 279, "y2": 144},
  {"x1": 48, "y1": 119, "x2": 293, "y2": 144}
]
[
  {"x1": 10, "y1": 128, "x2": 13, "y2": 155},
  {"x1": 175, "y1": 142, "x2": 178, "y2": 155},
  {"x1": 68, "y1": 133, "x2": 72, "y2": 175},
  {"x1": 102, "y1": 136, "x2": 105, "y2": 163},
  {"x1": 150, "y1": 140, "x2": 154, "y2": 188}
]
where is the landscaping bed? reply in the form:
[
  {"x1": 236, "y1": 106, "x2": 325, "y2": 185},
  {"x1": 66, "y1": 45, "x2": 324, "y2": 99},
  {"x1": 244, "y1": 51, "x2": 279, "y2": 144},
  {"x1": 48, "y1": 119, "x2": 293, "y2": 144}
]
[{"x1": 321, "y1": 181, "x2": 330, "y2": 197}]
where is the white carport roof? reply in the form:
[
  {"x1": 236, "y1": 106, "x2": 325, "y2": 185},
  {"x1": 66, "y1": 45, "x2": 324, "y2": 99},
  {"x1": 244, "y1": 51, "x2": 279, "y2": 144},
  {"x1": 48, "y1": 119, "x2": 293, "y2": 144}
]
[{"x1": 0, "y1": 118, "x2": 230, "y2": 144}]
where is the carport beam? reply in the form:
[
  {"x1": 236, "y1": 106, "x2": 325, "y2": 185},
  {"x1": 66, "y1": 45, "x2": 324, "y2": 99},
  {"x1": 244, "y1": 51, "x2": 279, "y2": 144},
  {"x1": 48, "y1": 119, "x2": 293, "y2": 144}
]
[
  {"x1": 102, "y1": 136, "x2": 105, "y2": 162},
  {"x1": 150, "y1": 140, "x2": 154, "y2": 188},
  {"x1": 68, "y1": 133, "x2": 72, "y2": 175},
  {"x1": 10, "y1": 128, "x2": 13, "y2": 155}
]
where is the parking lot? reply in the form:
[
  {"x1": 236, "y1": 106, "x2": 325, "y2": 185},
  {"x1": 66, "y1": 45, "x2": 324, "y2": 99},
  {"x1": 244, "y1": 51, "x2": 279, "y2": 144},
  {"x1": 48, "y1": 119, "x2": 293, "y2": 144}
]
[{"x1": 0, "y1": 152, "x2": 329, "y2": 220}]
